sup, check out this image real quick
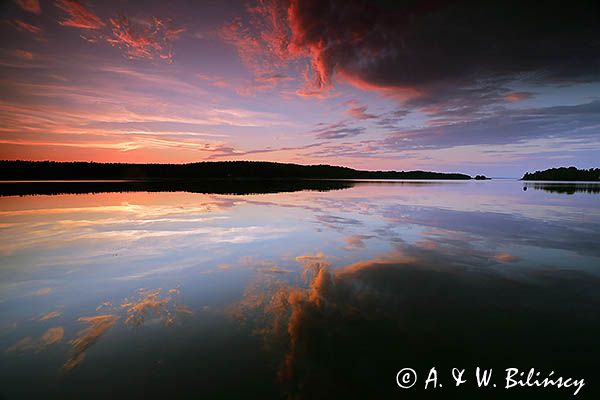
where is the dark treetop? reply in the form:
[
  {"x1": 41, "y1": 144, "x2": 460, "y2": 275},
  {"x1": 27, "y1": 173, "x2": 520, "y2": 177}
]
[
  {"x1": 0, "y1": 161, "x2": 472, "y2": 180},
  {"x1": 521, "y1": 167, "x2": 600, "y2": 181}
]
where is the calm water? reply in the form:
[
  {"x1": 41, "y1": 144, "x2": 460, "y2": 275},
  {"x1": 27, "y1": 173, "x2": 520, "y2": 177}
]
[{"x1": 0, "y1": 180, "x2": 599, "y2": 399}]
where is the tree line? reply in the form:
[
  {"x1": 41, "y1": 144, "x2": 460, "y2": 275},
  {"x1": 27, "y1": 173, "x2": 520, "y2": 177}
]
[
  {"x1": 0, "y1": 160, "x2": 472, "y2": 180},
  {"x1": 522, "y1": 167, "x2": 600, "y2": 181}
]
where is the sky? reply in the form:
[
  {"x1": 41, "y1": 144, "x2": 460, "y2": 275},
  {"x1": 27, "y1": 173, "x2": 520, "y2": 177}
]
[{"x1": 0, "y1": 0, "x2": 599, "y2": 177}]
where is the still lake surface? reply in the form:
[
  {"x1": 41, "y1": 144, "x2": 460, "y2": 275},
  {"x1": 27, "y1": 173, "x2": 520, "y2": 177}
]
[{"x1": 0, "y1": 179, "x2": 599, "y2": 399}]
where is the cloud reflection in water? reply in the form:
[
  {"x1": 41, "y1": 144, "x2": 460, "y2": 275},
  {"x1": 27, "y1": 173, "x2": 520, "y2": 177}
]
[{"x1": 234, "y1": 243, "x2": 600, "y2": 398}]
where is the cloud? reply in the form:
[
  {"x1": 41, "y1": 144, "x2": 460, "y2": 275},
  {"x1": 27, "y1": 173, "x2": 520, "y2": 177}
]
[
  {"x1": 11, "y1": 19, "x2": 42, "y2": 34},
  {"x1": 53, "y1": 2, "x2": 184, "y2": 62},
  {"x1": 196, "y1": 72, "x2": 293, "y2": 95},
  {"x1": 15, "y1": 0, "x2": 41, "y2": 14},
  {"x1": 494, "y1": 252, "x2": 521, "y2": 263},
  {"x1": 55, "y1": 0, "x2": 105, "y2": 30},
  {"x1": 382, "y1": 100, "x2": 600, "y2": 151},
  {"x1": 374, "y1": 109, "x2": 409, "y2": 131},
  {"x1": 219, "y1": 0, "x2": 290, "y2": 75},
  {"x1": 505, "y1": 92, "x2": 533, "y2": 103},
  {"x1": 344, "y1": 100, "x2": 377, "y2": 120},
  {"x1": 255, "y1": 73, "x2": 293, "y2": 85},
  {"x1": 14, "y1": 49, "x2": 34, "y2": 60},
  {"x1": 302, "y1": 100, "x2": 600, "y2": 159},
  {"x1": 311, "y1": 121, "x2": 365, "y2": 140},
  {"x1": 220, "y1": 17, "x2": 268, "y2": 73},
  {"x1": 205, "y1": 141, "x2": 323, "y2": 160},
  {"x1": 107, "y1": 16, "x2": 185, "y2": 62},
  {"x1": 224, "y1": 0, "x2": 599, "y2": 106}
]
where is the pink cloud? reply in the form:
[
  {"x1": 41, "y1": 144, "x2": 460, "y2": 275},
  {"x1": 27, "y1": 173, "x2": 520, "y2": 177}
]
[
  {"x1": 12, "y1": 19, "x2": 42, "y2": 34},
  {"x1": 218, "y1": 0, "x2": 419, "y2": 98},
  {"x1": 14, "y1": 49, "x2": 34, "y2": 60},
  {"x1": 15, "y1": 0, "x2": 41, "y2": 15},
  {"x1": 344, "y1": 100, "x2": 376, "y2": 120},
  {"x1": 55, "y1": 0, "x2": 105, "y2": 30},
  {"x1": 220, "y1": 17, "x2": 267, "y2": 72},
  {"x1": 107, "y1": 16, "x2": 184, "y2": 62},
  {"x1": 219, "y1": 0, "x2": 290, "y2": 75}
]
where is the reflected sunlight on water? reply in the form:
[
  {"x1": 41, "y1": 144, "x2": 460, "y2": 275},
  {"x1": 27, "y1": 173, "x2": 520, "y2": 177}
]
[{"x1": 0, "y1": 180, "x2": 599, "y2": 399}]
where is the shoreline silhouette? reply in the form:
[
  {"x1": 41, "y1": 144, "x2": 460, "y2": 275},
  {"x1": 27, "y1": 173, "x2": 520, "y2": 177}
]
[
  {"x1": 0, "y1": 160, "x2": 473, "y2": 181},
  {"x1": 522, "y1": 167, "x2": 599, "y2": 181}
]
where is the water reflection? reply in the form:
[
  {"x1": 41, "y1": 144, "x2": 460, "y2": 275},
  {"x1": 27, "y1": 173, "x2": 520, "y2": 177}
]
[
  {"x1": 0, "y1": 179, "x2": 355, "y2": 196},
  {"x1": 64, "y1": 314, "x2": 120, "y2": 371},
  {"x1": 524, "y1": 182, "x2": 600, "y2": 194},
  {"x1": 0, "y1": 180, "x2": 599, "y2": 398},
  {"x1": 121, "y1": 288, "x2": 192, "y2": 328},
  {"x1": 235, "y1": 251, "x2": 600, "y2": 398},
  {"x1": 7, "y1": 327, "x2": 64, "y2": 354}
]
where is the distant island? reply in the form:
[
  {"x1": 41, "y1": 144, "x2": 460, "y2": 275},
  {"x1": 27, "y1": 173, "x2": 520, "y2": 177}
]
[
  {"x1": 521, "y1": 167, "x2": 600, "y2": 181},
  {"x1": 0, "y1": 160, "x2": 473, "y2": 180}
]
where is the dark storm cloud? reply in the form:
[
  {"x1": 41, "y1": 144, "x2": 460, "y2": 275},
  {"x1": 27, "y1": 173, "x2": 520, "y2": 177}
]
[
  {"x1": 228, "y1": 0, "x2": 599, "y2": 109},
  {"x1": 291, "y1": 0, "x2": 600, "y2": 88}
]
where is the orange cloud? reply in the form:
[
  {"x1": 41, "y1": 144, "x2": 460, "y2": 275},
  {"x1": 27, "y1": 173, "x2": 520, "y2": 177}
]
[
  {"x1": 55, "y1": 0, "x2": 105, "y2": 30},
  {"x1": 15, "y1": 0, "x2": 41, "y2": 14}
]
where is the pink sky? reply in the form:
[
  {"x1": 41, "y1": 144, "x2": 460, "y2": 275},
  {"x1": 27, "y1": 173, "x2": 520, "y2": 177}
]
[{"x1": 1, "y1": 0, "x2": 599, "y2": 177}]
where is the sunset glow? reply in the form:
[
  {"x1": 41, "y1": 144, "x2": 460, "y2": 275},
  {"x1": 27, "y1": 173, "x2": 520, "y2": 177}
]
[{"x1": 1, "y1": 0, "x2": 599, "y2": 176}]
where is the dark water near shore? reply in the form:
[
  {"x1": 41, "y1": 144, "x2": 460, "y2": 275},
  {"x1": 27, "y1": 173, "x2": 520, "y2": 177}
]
[{"x1": 0, "y1": 179, "x2": 599, "y2": 399}]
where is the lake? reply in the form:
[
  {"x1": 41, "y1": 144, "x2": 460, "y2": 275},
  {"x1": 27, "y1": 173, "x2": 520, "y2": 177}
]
[{"x1": 0, "y1": 179, "x2": 599, "y2": 399}]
